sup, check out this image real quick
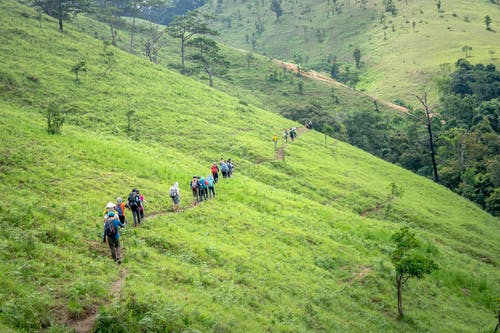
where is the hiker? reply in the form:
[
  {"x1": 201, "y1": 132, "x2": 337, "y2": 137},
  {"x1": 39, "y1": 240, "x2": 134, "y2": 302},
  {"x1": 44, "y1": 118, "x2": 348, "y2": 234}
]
[
  {"x1": 227, "y1": 159, "x2": 234, "y2": 177},
  {"x1": 283, "y1": 129, "x2": 288, "y2": 142},
  {"x1": 137, "y1": 190, "x2": 146, "y2": 219},
  {"x1": 290, "y1": 127, "x2": 297, "y2": 141},
  {"x1": 104, "y1": 202, "x2": 118, "y2": 220},
  {"x1": 127, "y1": 188, "x2": 141, "y2": 226},
  {"x1": 115, "y1": 197, "x2": 127, "y2": 224},
  {"x1": 198, "y1": 176, "x2": 208, "y2": 201},
  {"x1": 220, "y1": 160, "x2": 229, "y2": 178},
  {"x1": 206, "y1": 175, "x2": 216, "y2": 198},
  {"x1": 307, "y1": 120, "x2": 313, "y2": 129},
  {"x1": 211, "y1": 162, "x2": 219, "y2": 183},
  {"x1": 190, "y1": 176, "x2": 199, "y2": 205},
  {"x1": 272, "y1": 133, "x2": 278, "y2": 149},
  {"x1": 102, "y1": 211, "x2": 125, "y2": 264},
  {"x1": 169, "y1": 182, "x2": 181, "y2": 212}
]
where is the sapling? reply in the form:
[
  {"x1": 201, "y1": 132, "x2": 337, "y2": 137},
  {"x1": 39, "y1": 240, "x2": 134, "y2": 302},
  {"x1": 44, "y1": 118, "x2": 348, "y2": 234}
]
[
  {"x1": 71, "y1": 61, "x2": 87, "y2": 81},
  {"x1": 390, "y1": 227, "x2": 438, "y2": 317}
]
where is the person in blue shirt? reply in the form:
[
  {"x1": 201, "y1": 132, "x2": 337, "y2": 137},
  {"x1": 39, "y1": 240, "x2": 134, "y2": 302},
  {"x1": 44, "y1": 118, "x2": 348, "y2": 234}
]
[{"x1": 102, "y1": 211, "x2": 125, "y2": 264}]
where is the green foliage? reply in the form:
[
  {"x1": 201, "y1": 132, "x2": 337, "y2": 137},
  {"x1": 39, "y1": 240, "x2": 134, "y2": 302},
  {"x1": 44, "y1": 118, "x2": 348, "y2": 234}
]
[
  {"x1": 391, "y1": 227, "x2": 438, "y2": 317},
  {"x1": 437, "y1": 60, "x2": 500, "y2": 215},
  {"x1": 46, "y1": 100, "x2": 64, "y2": 134},
  {"x1": 70, "y1": 61, "x2": 87, "y2": 81}
]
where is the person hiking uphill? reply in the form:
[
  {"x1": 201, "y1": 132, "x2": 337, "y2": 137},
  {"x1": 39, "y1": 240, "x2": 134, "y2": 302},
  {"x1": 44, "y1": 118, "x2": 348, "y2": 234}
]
[
  {"x1": 137, "y1": 190, "x2": 146, "y2": 219},
  {"x1": 102, "y1": 211, "x2": 125, "y2": 264},
  {"x1": 127, "y1": 188, "x2": 141, "y2": 226},
  {"x1": 190, "y1": 176, "x2": 199, "y2": 206},
  {"x1": 115, "y1": 197, "x2": 127, "y2": 224},
  {"x1": 272, "y1": 133, "x2": 278, "y2": 149},
  {"x1": 283, "y1": 129, "x2": 288, "y2": 143},
  {"x1": 290, "y1": 127, "x2": 297, "y2": 141},
  {"x1": 206, "y1": 174, "x2": 216, "y2": 198},
  {"x1": 211, "y1": 163, "x2": 219, "y2": 183},
  {"x1": 104, "y1": 202, "x2": 119, "y2": 221},
  {"x1": 227, "y1": 159, "x2": 234, "y2": 177},
  {"x1": 198, "y1": 176, "x2": 208, "y2": 202},
  {"x1": 220, "y1": 159, "x2": 229, "y2": 178},
  {"x1": 169, "y1": 182, "x2": 181, "y2": 212}
]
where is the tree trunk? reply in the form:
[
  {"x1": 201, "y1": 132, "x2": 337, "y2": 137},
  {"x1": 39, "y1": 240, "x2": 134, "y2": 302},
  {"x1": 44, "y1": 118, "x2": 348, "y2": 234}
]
[
  {"x1": 130, "y1": 16, "x2": 136, "y2": 52},
  {"x1": 109, "y1": 15, "x2": 116, "y2": 46},
  {"x1": 415, "y1": 92, "x2": 440, "y2": 183},
  {"x1": 58, "y1": 0, "x2": 63, "y2": 31},
  {"x1": 181, "y1": 39, "x2": 186, "y2": 67},
  {"x1": 426, "y1": 116, "x2": 439, "y2": 182},
  {"x1": 396, "y1": 275, "x2": 404, "y2": 317}
]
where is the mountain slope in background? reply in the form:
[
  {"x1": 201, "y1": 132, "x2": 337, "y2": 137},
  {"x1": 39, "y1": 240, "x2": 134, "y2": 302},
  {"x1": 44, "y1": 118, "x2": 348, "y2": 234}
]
[{"x1": 203, "y1": 0, "x2": 500, "y2": 102}]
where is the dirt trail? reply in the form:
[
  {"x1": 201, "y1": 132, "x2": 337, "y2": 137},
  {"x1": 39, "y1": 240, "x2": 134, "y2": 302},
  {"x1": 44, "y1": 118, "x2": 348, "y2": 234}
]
[
  {"x1": 273, "y1": 60, "x2": 409, "y2": 114},
  {"x1": 69, "y1": 269, "x2": 127, "y2": 333}
]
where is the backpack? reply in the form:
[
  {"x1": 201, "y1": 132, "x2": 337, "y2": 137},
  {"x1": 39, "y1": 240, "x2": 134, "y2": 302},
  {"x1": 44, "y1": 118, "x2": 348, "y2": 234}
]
[
  {"x1": 104, "y1": 219, "x2": 118, "y2": 238},
  {"x1": 169, "y1": 187, "x2": 177, "y2": 198},
  {"x1": 190, "y1": 179, "x2": 198, "y2": 190},
  {"x1": 128, "y1": 191, "x2": 139, "y2": 208},
  {"x1": 207, "y1": 178, "x2": 214, "y2": 187},
  {"x1": 211, "y1": 165, "x2": 218, "y2": 173},
  {"x1": 198, "y1": 179, "x2": 206, "y2": 189}
]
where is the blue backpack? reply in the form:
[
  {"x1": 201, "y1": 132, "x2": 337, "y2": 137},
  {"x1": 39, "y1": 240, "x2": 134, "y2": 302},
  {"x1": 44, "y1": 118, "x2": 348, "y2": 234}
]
[{"x1": 207, "y1": 178, "x2": 214, "y2": 187}]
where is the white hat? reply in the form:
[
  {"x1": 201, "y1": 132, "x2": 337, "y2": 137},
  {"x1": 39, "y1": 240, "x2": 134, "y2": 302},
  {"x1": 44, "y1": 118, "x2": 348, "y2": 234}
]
[{"x1": 106, "y1": 202, "x2": 115, "y2": 209}]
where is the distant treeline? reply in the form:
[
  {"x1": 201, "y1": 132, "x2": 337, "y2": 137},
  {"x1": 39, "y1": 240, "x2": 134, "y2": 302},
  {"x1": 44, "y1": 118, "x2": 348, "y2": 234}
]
[{"x1": 287, "y1": 59, "x2": 499, "y2": 216}]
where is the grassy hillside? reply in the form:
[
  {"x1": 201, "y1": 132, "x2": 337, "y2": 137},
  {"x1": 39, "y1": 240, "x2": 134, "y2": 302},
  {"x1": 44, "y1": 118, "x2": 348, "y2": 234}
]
[
  {"x1": 0, "y1": 1, "x2": 499, "y2": 332},
  {"x1": 203, "y1": 0, "x2": 500, "y2": 102}
]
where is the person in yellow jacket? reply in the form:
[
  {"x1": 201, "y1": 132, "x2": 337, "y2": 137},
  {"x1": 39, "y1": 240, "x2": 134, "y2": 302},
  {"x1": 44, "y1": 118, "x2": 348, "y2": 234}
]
[{"x1": 272, "y1": 133, "x2": 278, "y2": 149}]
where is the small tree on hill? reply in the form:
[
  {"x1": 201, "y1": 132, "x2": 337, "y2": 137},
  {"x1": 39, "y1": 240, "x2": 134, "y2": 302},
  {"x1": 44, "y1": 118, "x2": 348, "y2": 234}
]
[
  {"x1": 167, "y1": 10, "x2": 218, "y2": 68},
  {"x1": 390, "y1": 227, "x2": 438, "y2": 317},
  {"x1": 71, "y1": 61, "x2": 87, "y2": 81},
  {"x1": 46, "y1": 101, "x2": 65, "y2": 135},
  {"x1": 383, "y1": 0, "x2": 397, "y2": 15},
  {"x1": 270, "y1": 0, "x2": 283, "y2": 21},
  {"x1": 353, "y1": 48, "x2": 361, "y2": 68},
  {"x1": 461, "y1": 45, "x2": 472, "y2": 58},
  {"x1": 485, "y1": 15, "x2": 492, "y2": 31}
]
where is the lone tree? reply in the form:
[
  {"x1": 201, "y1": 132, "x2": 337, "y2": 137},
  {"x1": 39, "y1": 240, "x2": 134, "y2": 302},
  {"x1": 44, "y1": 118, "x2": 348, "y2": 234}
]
[
  {"x1": 353, "y1": 48, "x2": 361, "y2": 68},
  {"x1": 485, "y1": 15, "x2": 492, "y2": 31},
  {"x1": 270, "y1": 0, "x2": 283, "y2": 21},
  {"x1": 390, "y1": 227, "x2": 438, "y2": 317},
  {"x1": 71, "y1": 61, "x2": 87, "y2": 81},
  {"x1": 186, "y1": 36, "x2": 228, "y2": 87},
  {"x1": 32, "y1": 0, "x2": 89, "y2": 31},
  {"x1": 461, "y1": 45, "x2": 472, "y2": 58},
  {"x1": 167, "y1": 10, "x2": 218, "y2": 68}
]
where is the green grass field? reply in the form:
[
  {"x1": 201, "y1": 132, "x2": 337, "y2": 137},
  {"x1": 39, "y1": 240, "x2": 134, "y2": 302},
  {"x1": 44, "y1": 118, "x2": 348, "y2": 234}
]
[
  {"x1": 0, "y1": 1, "x2": 499, "y2": 332},
  {"x1": 204, "y1": 0, "x2": 500, "y2": 103}
]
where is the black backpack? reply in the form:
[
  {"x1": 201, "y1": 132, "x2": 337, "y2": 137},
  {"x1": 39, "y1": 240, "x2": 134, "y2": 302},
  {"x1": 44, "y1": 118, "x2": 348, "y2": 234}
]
[
  {"x1": 128, "y1": 191, "x2": 139, "y2": 208},
  {"x1": 104, "y1": 219, "x2": 118, "y2": 238}
]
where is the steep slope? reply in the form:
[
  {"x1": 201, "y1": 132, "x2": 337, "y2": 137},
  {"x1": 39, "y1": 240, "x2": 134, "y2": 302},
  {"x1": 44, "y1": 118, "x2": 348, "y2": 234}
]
[
  {"x1": 0, "y1": 1, "x2": 498, "y2": 332},
  {"x1": 203, "y1": 0, "x2": 500, "y2": 102}
]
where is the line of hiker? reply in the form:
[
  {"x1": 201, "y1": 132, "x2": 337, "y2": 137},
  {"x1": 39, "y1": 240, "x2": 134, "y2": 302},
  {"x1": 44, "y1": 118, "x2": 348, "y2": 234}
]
[
  {"x1": 275, "y1": 126, "x2": 299, "y2": 148},
  {"x1": 168, "y1": 158, "x2": 235, "y2": 211}
]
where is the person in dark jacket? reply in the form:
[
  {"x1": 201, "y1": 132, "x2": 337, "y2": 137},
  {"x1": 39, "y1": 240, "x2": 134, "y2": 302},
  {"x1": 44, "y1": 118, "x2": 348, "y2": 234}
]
[{"x1": 103, "y1": 211, "x2": 125, "y2": 264}]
